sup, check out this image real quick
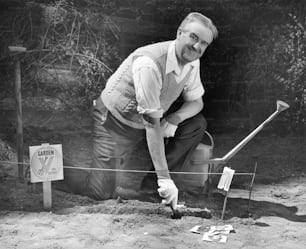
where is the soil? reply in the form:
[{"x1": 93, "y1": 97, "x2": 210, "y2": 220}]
[{"x1": 1, "y1": 134, "x2": 306, "y2": 249}]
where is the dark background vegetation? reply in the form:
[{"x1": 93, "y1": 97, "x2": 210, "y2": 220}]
[{"x1": 0, "y1": 0, "x2": 305, "y2": 184}]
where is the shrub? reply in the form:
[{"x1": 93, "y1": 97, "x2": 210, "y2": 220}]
[{"x1": 273, "y1": 14, "x2": 306, "y2": 132}]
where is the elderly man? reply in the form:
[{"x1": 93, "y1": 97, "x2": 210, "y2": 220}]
[{"x1": 87, "y1": 12, "x2": 218, "y2": 210}]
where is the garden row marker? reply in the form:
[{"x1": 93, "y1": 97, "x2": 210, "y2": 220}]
[{"x1": 29, "y1": 143, "x2": 64, "y2": 209}]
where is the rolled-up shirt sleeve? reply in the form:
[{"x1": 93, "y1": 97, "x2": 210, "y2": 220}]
[
  {"x1": 132, "y1": 56, "x2": 164, "y2": 118},
  {"x1": 182, "y1": 60, "x2": 205, "y2": 101}
]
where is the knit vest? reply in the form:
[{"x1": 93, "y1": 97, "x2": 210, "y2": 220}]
[{"x1": 101, "y1": 41, "x2": 193, "y2": 129}]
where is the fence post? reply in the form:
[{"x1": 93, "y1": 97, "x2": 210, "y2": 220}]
[{"x1": 8, "y1": 46, "x2": 27, "y2": 182}]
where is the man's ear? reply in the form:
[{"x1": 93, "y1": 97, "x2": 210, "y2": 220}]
[{"x1": 177, "y1": 29, "x2": 182, "y2": 38}]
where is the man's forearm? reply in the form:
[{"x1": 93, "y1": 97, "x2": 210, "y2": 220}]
[
  {"x1": 166, "y1": 98, "x2": 203, "y2": 125},
  {"x1": 144, "y1": 120, "x2": 170, "y2": 179}
]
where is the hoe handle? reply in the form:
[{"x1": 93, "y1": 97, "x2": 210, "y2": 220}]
[{"x1": 221, "y1": 100, "x2": 289, "y2": 162}]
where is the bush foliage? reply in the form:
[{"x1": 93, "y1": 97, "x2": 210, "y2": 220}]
[
  {"x1": 1, "y1": 0, "x2": 120, "y2": 110},
  {"x1": 273, "y1": 14, "x2": 306, "y2": 131},
  {"x1": 241, "y1": 13, "x2": 306, "y2": 132}
]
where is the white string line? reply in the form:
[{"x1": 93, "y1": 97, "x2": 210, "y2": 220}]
[{"x1": 0, "y1": 160, "x2": 255, "y2": 176}]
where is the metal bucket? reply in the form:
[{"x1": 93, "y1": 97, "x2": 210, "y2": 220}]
[
  {"x1": 191, "y1": 131, "x2": 214, "y2": 163},
  {"x1": 177, "y1": 131, "x2": 214, "y2": 192},
  {"x1": 190, "y1": 131, "x2": 214, "y2": 186}
]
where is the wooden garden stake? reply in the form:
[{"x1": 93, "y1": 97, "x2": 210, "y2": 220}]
[
  {"x1": 8, "y1": 46, "x2": 27, "y2": 181},
  {"x1": 43, "y1": 181, "x2": 52, "y2": 209}
]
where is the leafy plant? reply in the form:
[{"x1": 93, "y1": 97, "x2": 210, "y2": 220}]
[
  {"x1": 37, "y1": 0, "x2": 121, "y2": 109},
  {"x1": 273, "y1": 14, "x2": 306, "y2": 131},
  {"x1": 233, "y1": 12, "x2": 306, "y2": 133},
  {"x1": 1, "y1": 0, "x2": 120, "y2": 111}
]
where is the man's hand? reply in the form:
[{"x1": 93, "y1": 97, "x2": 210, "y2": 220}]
[
  {"x1": 160, "y1": 119, "x2": 178, "y2": 137},
  {"x1": 157, "y1": 178, "x2": 178, "y2": 209}
]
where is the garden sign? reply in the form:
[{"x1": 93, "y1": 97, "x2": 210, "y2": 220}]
[{"x1": 29, "y1": 143, "x2": 64, "y2": 209}]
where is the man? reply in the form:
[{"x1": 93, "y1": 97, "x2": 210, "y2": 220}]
[{"x1": 86, "y1": 12, "x2": 218, "y2": 210}]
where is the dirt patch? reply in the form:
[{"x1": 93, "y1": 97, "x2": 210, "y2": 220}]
[
  {"x1": 1, "y1": 133, "x2": 306, "y2": 248},
  {"x1": 1, "y1": 172, "x2": 306, "y2": 248}
]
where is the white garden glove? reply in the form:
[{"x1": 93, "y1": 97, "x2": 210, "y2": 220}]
[
  {"x1": 161, "y1": 119, "x2": 178, "y2": 138},
  {"x1": 157, "y1": 178, "x2": 178, "y2": 210}
]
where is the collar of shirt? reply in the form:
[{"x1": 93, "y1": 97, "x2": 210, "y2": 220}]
[{"x1": 165, "y1": 40, "x2": 198, "y2": 77}]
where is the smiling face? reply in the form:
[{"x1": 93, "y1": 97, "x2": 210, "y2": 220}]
[{"x1": 175, "y1": 20, "x2": 214, "y2": 66}]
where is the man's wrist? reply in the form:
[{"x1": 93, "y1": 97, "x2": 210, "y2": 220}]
[{"x1": 156, "y1": 169, "x2": 171, "y2": 179}]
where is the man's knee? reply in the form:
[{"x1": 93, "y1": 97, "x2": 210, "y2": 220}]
[
  {"x1": 176, "y1": 113, "x2": 207, "y2": 137},
  {"x1": 185, "y1": 113, "x2": 207, "y2": 131},
  {"x1": 193, "y1": 113, "x2": 207, "y2": 132}
]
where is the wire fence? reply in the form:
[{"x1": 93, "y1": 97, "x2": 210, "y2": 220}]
[{"x1": 0, "y1": 160, "x2": 255, "y2": 176}]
